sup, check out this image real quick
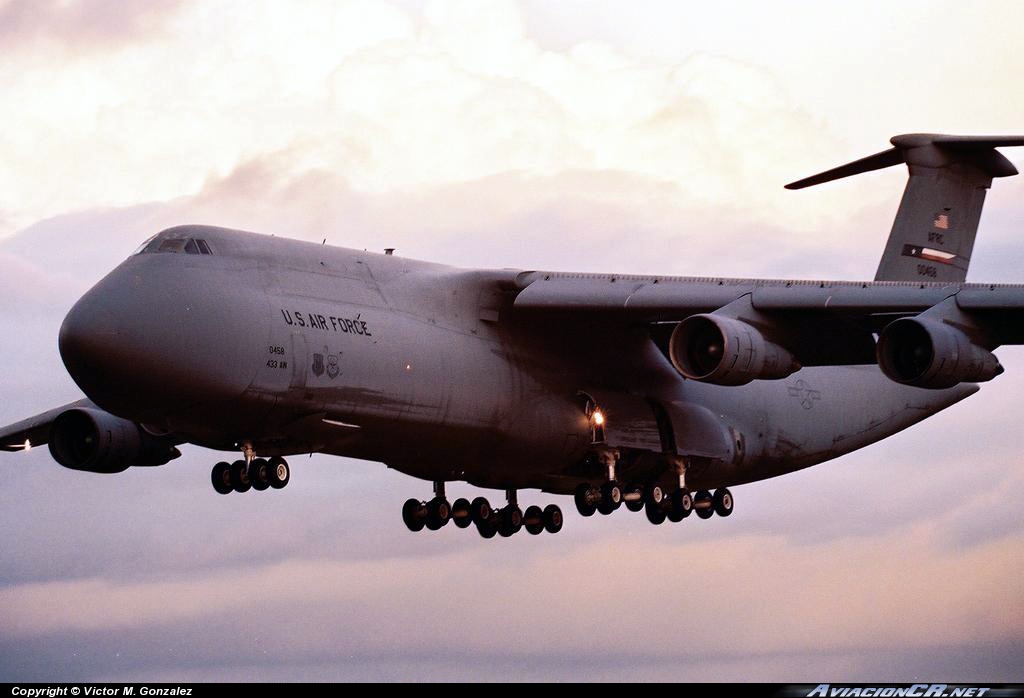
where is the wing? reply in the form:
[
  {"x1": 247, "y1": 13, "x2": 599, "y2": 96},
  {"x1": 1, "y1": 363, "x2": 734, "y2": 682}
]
[
  {"x1": 0, "y1": 398, "x2": 93, "y2": 452},
  {"x1": 510, "y1": 272, "x2": 1024, "y2": 387},
  {"x1": 514, "y1": 272, "x2": 1024, "y2": 315}
]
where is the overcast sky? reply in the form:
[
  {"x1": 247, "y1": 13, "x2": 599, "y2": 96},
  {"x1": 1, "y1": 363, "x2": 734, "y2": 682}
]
[{"x1": 1, "y1": 0, "x2": 1023, "y2": 682}]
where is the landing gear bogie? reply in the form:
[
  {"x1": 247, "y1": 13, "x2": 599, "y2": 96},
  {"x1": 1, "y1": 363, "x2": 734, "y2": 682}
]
[
  {"x1": 211, "y1": 455, "x2": 290, "y2": 495},
  {"x1": 405, "y1": 487, "x2": 563, "y2": 537}
]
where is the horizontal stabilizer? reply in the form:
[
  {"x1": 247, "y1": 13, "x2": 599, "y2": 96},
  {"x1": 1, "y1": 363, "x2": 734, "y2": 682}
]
[
  {"x1": 786, "y1": 134, "x2": 1024, "y2": 190},
  {"x1": 785, "y1": 147, "x2": 904, "y2": 189}
]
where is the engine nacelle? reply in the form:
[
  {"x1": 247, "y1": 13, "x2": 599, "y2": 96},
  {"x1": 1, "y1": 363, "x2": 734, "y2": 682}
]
[
  {"x1": 669, "y1": 315, "x2": 799, "y2": 386},
  {"x1": 876, "y1": 317, "x2": 1003, "y2": 389},
  {"x1": 48, "y1": 408, "x2": 179, "y2": 473}
]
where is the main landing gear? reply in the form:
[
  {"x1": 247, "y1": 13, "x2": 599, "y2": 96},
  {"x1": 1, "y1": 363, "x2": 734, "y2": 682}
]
[
  {"x1": 211, "y1": 456, "x2": 291, "y2": 495},
  {"x1": 403, "y1": 482, "x2": 563, "y2": 537},
  {"x1": 572, "y1": 455, "x2": 734, "y2": 526},
  {"x1": 574, "y1": 482, "x2": 733, "y2": 525}
]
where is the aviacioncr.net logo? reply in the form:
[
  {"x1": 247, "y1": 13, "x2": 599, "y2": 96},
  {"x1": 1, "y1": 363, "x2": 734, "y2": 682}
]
[{"x1": 806, "y1": 686, "x2": 994, "y2": 698}]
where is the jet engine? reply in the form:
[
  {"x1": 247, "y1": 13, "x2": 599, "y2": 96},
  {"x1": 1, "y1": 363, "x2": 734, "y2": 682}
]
[
  {"x1": 669, "y1": 314, "x2": 799, "y2": 386},
  {"x1": 876, "y1": 317, "x2": 1003, "y2": 389},
  {"x1": 48, "y1": 407, "x2": 180, "y2": 473}
]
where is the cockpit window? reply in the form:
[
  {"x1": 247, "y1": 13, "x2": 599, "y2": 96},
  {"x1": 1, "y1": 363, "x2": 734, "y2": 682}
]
[
  {"x1": 158, "y1": 238, "x2": 188, "y2": 253},
  {"x1": 138, "y1": 237, "x2": 214, "y2": 255}
]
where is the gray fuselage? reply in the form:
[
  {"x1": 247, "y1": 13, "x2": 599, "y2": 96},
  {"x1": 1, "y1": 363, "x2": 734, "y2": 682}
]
[{"x1": 57, "y1": 225, "x2": 976, "y2": 495}]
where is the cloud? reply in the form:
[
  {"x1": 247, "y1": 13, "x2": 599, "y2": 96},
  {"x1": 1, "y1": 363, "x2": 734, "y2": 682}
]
[
  {"x1": 0, "y1": 0, "x2": 186, "y2": 51},
  {"x1": 1, "y1": 526, "x2": 1022, "y2": 680},
  {"x1": 0, "y1": 0, "x2": 858, "y2": 239}
]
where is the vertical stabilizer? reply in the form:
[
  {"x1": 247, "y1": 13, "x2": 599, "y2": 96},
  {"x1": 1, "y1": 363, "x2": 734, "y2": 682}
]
[{"x1": 786, "y1": 134, "x2": 1024, "y2": 283}]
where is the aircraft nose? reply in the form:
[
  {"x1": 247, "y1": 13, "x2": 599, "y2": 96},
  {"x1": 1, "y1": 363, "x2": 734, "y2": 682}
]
[{"x1": 59, "y1": 259, "x2": 260, "y2": 420}]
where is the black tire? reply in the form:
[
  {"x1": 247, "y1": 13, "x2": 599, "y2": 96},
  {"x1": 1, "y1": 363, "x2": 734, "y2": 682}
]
[
  {"x1": 229, "y1": 460, "x2": 251, "y2": 493},
  {"x1": 625, "y1": 492, "x2": 645, "y2": 512},
  {"x1": 668, "y1": 488, "x2": 693, "y2": 522},
  {"x1": 597, "y1": 481, "x2": 622, "y2": 515},
  {"x1": 574, "y1": 483, "x2": 597, "y2": 517},
  {"x1": 524, "y1": 505, "x2": 544, "y2": 535},
  {"x1": 249, "y1": 458, "x2": 270, "y2": 491},
  {"x1": 402, "y1": 498, "x2": 425, "y2": 532},
  {"x1": 645, "y1": 498, "x2": 666, "y2": 525},
  {"x1": 542, "y1": 504, "x2": 563, "y2": 534},
  {"x1": 268, "y1": 456, "x2": 290, "y2": 489},
  {"x1": 666, "y1": 504, "x2": 684, "y2": 523},
  {"x1": 713, "y1": 488, "x2": 734, "y2": 517},
  {"x1": 477, "y1": 520, "x2": 497, "y2": 539},
  {"x1": 645, "y1": 484, "x2": 665, "y2": 507},
  {"x1": 451, "y1": 497, "x2": 472, "y2": 529},
  {"x1": 498, "y1": 506, "x2": 523, "y2": 537},
  {"x1": 426, "y1": 497, "x2": 451, "y2": 530},
  {"x1": 470, "y1": 497, "x2": 493, "y2": 526},
  {"x1": 695, "y1": 490, "x2": 714, "y2": 519},
  {"x1": 211, "y1": 461, "x2": 233, "y2": 495}
]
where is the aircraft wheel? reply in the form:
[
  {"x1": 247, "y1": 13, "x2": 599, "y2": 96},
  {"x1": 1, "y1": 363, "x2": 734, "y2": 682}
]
[
  {"x1": 229, "y1": 459, "x2": 251, "y2": 493},
  {"x1": 451, "y1": 498, "x2": 473, "y2": 529},
  {"x1": 402, "y1": 498, "x2": 426, "y2": 532},
  {"x1": 542, "y1": 504, "x2": 564, "y2": 534},
  {"x1": 476, "y1": 519, "x2": 498, "y2": 539},
  {"x1": 645, "y1": 498, "x2": 666, "y2": 525},
  {"x1": 470, "y1": 497, "x2": 493, "y2": 526},
  {"x1": 670, "y1": 488, "x2": 693, "y2": 521},
  {"x1": 498, "y1": 506, "x2": 523, "y2": 537},
  {"x1": 574, "y1": 484, "x2": 597, "y2": 517},
  {"x1": 625, "y1": 489, "x2": 645, "y2": 512},
  {"x1": 524, "y1": 505, "x2": 545, "y2": 535},
  {"x1": 211, "y1": 462, "x2": 233, "y2": 495},
  {"x1": 249, "y1": 458, "x2": 270, "y2": 491},
  {"x1": 644, "y1": 484, "x2": 665, "y2": 507},
  {"x1": 597, "y1": 481, "x2": 622, "y2": 515},
  {"x1": 713, "y1": 488, "x2": 734, "y2": 517},
  {"x1": 268, "y1": 457, "x2": 290, "y2": 489},
  {"x1": 426, "y1": 497, "x2": 451, "y2": 530},
  {"x1": 695, "y1": 490, "x2": 715, "y2": 519}
]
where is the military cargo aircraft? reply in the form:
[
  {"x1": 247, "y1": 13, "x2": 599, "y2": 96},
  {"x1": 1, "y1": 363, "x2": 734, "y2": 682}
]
[{"x1": 3, "y1": 134, "x2": 1022, "y2": 538}]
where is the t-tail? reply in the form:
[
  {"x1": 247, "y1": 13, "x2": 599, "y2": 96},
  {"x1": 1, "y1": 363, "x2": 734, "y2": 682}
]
[{"x1": 787, "y1": 133, "x2": 1024, "y2": 283}]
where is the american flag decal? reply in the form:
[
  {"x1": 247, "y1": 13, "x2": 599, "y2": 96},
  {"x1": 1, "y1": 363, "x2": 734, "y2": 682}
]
[
  {"x1": 902, "y1": 244, "x2": 957, "y2": 265},
  {"x1": 933, "y1": 213, "x2": 950, "y2": 229}
]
